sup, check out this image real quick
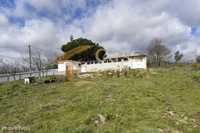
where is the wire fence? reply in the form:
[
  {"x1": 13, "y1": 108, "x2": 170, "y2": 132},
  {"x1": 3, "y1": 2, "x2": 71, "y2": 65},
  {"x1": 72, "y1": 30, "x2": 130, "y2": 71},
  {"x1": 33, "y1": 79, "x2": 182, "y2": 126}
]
[{"x1": 0, "y1": 69, "x2": 61, "y2": 83}]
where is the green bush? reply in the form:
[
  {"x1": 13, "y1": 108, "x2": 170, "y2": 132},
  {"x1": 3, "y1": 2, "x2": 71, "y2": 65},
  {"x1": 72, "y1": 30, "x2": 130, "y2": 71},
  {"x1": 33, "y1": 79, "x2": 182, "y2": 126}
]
[
  {"x1": 192, "y1": 71, "x2": 200, "y2": 82},
  {"x1": 43, "y1": 75, "x2": 65, "y2": 84}
]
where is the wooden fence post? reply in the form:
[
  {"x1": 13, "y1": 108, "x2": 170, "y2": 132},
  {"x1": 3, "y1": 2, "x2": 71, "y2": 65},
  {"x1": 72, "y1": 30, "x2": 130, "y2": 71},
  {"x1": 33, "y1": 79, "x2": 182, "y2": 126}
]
[{"x1": 66, "y1": 64, "x2": 73, "y2": 81}]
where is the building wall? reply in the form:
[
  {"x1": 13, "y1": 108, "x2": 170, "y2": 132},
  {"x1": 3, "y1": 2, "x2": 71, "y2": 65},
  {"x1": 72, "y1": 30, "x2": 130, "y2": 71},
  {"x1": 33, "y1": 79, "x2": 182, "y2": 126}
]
[
  {"x1": 80, "y1": 57, "x2": 147, "y2": 73},
  {"x1": 58, "y1": 63, "x2": 66, "y2": 73},
  {"x1": 58, "y1": 57, "x2": 147, "y2": 73},
  {"x1": 58, "y1": 61, "x2": 80, "y2": 73}
]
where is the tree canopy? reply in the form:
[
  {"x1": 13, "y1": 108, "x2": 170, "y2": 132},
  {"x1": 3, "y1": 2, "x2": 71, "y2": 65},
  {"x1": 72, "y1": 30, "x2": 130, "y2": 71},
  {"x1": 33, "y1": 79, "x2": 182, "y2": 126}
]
[
  {"x1": 174, "y1": 51, "x2": 183, "y2": 63},
  {"x1": 61, "y1": 38, "x2": 98, "y2": 52},
  {"x1": 196, "y1": 56, "x2": 200, "y2": 63},
  {"x1": 59, "y1": 38, "x2": 106, "y2": 61},
  {"x1": 147, "y1": 38, "x2": 171, "y2": 66}
]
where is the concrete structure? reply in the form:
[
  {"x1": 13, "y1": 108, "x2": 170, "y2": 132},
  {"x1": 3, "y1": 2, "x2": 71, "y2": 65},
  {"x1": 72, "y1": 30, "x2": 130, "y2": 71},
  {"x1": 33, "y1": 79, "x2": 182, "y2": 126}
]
[
  {"x1": 57, "y1": 60, "x2": 80, "y2": 73},
  {"x1": 58, "y1": 54, "x2": 147, "y2": 73}
]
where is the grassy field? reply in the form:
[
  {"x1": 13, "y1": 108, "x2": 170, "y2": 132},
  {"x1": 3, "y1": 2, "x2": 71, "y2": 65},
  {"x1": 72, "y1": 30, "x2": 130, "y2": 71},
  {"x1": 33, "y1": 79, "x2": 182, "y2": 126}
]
[{"x1": 0, "y1": 66, "x2": 200, "y2": 133}]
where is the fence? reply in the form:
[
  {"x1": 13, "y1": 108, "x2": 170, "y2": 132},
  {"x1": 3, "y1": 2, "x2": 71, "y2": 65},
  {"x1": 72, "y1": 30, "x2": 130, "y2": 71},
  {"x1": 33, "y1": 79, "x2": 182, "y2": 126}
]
[{"x1": 0, "y1": 69, "x2": 60, "y2": 83}]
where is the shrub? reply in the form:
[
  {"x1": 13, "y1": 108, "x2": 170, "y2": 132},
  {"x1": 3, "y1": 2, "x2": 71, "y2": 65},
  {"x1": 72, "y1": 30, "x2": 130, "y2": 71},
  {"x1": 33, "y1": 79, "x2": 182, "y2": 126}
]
[
  {"x1": 175, "y1": 63, "x2": 185, "y2": 67},
  {"x1": 55, "y1": 75, "x2": 66, "y2": 82},
  {"x1": 191, "y1": 63, "x2": 200, "y2": 70},
  {"x1": 43, "y1": 75, "x2": 65, "y2": 84},
  {"x1": 192, "y1": 72, "x2": 200, "y2": 82},
  {"x1": 196, "y1": 56, "x2": 200, "y2": 63},
  {"x1": 130, "y1": 69, "x2": 149, "y2": 78}
]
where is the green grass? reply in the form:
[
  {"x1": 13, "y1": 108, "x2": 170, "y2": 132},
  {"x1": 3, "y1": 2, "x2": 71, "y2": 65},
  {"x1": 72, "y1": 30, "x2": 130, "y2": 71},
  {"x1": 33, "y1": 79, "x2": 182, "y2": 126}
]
[{"x1": 0, "y1": 66, "x2": 200, "y2": 133}]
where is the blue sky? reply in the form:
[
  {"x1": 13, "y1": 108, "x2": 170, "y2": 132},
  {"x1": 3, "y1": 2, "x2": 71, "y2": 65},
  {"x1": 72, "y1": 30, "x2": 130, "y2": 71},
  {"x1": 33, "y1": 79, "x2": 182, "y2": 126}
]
[
  {"x1": 0, "y1": 0, "x2": 15, "y2": 8},
  {"x1": 0, "y1": 0, "x2": 200, "y2": 61},
  {"x1": 0, "y1": 0, "x2": 106, "y2": 26}
]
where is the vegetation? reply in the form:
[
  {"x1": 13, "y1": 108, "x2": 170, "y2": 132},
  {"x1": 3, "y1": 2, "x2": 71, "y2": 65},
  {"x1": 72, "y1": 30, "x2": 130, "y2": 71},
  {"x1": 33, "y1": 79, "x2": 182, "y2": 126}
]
[
  {"x1": 147, "y1": 38, "x2": 171, "y2": 67},
  {"x1": 192, "y1": 63, "x2": 200, "y2": 71},
  {"x1": 61, "y1": 38, "x2": 97, "y2": 52},
  {"x1": 0, "y1": 66, "x2": 200, "y2": 132},
  {"x1": 196, "y1": 56, "x2": 200, "y2": 63},
  {"x1": 59, "y1": 38, "x2": 106, "y2": 61},
  {"x1": 174, "y1": 51, "x2": 183, "y2": 63},
  {"x1": 191, "y1": 71, "x2": 200, "y2": 82},
  {"x1": 61, "y1": 45, "x2": 93, "y2": 60},
  {"x1": 0, "y1": 53, "x2": 55, "y2": 74}
]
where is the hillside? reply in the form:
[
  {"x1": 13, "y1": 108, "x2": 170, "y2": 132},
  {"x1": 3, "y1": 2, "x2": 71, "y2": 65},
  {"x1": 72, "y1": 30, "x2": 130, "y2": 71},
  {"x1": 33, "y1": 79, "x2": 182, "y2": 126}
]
[{"x1": 0, "y1": 66, "x2": 200, "y2": 132}]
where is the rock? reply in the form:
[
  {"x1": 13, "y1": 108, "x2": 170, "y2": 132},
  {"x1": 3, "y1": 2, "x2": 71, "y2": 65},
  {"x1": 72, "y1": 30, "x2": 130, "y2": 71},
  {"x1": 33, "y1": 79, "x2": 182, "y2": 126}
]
[
  {"x1": 93, "y1": 114, "x2": 106, "y2": 126},
  {"x1": 79, "y1": 74, "x2": 93, "y2": 78},
  {"x1": 183, "y1": 116, "x2": 188, "y2": 120},
  {"x1": 191, "y1": 118, "x2": 196, "y2": 123},
  {"x1": 168, "y1": 111, "x2": 175, "y2": 116},
  {"x1": 179, "y1": 119, "x2": 187, "y2": 124},
  {"x1": 94, "y1": 120, "x2": 99, "y2": 126},
  {"x1": 175, "y1": 121, "x2": 179, "y2": 125},
  {"x1": 98, "y1": 114, "x2": 106, "y2": 124}
]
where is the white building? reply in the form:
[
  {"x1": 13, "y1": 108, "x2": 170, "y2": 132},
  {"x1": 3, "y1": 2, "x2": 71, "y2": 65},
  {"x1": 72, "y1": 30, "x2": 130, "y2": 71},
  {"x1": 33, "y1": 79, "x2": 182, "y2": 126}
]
[
  {"x1": 58, "y1": 53, "x2": 147, "y2": 73},
  {"x1": 57, "y1": 60, "x2": 80, "y2": 74}
]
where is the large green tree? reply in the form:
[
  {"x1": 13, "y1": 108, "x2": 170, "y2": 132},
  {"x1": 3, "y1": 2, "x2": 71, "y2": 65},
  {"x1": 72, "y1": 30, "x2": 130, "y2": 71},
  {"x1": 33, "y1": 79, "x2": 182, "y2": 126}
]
[{"x1": 60, "y1": 38, "x2": 106, "y2": 61}]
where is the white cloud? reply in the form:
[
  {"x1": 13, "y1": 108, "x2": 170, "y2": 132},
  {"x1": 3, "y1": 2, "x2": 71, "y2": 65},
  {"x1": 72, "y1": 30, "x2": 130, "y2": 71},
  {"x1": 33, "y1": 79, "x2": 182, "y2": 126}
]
[
  {"x1": 0, "y1": 18, "x2": 62, "y2": 58},
  {"x1": 167, "y1": 0, "x2": 200, "y2": 26},
  {"x1": 0, "y1": 0, "x2": 200, "y2": 61},
  {"x1": 82, "y1": 1, "x2": 194, "y2": 57},
  {"x1": 10, "y1": 0, "x2": 89, "y2": 20},
  {"x1": 0, "y1": 13, "x2": 8, "y2": 26}
]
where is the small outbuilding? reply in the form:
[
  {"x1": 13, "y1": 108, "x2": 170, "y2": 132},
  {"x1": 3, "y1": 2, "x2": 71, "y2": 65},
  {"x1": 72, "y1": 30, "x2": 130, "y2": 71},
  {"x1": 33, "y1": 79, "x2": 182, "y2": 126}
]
[{"x1": 58, "y1": 53, "x2": 147, "y2": 74}]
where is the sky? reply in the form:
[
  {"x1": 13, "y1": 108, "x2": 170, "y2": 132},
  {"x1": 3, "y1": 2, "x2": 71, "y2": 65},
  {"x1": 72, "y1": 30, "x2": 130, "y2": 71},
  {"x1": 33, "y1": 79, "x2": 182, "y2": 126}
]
[{"x1": 0, "y1": 0, "x2": 200, "y2": 61}]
